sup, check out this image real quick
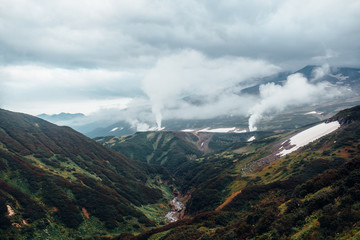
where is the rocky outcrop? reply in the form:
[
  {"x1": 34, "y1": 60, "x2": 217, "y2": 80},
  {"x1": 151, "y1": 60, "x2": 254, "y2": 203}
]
[{"x1": 327, "y1": 105, "x2": 360, "y2": 125}]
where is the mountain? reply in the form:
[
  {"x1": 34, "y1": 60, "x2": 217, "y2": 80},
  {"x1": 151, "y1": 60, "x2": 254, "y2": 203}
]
[
  {"x1": 2, "y1": 106, "x2": 360, "y2": 239},
  {"x1": 86, "y1": 121, "x2": 134, "y2": 138},
  {"x1": 96, "y1": 131, "x2": 203, "y2": 170},
  {"x1": 37, "y1": 112, "x2": 85, "y2": 122},
  {"x1": 0, "y1": 109, "x2": 172, "y2": 239},
  {"x1": 103, "y1": 105, "x2": 360, "y2": 239},
  {"x1": 95, "y1": 131, "x2": 277, "y2": 182}
]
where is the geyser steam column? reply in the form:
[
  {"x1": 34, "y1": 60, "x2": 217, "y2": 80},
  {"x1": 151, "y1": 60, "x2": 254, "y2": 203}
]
[
  {"x1": 141, "y1": 50, "x2": 282, "y2": 131},
  {"x1": 142, "y1": 84, "x2": 164, "y2": 130},
  {"x1": 141, "y1": 60, "x2": 172, "y2": 130},
  {"x1": 152, "y1": 103, "x2": 163, "y2": 130},
  {"x1": 248, "y1": 112, "x2": 260, "y2": 132},
  {"x1": 141, "y1": 50, "x2": 200, "y2": 131}
]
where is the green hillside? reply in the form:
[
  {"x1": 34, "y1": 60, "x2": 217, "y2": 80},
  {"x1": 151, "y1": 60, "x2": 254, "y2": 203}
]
[
  {"x1": 95, "y1": 131, "x2": 202, "y2": 171},
  {"x1": 95, "y1": 131, "x2": 273, "y2": 170},
  {"x1": 0, "y1": 109, "x2": 172, "y2": 239}
]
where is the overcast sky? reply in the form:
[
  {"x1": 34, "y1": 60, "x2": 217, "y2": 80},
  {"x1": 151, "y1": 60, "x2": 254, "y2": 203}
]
[{"x1": 1, "y1": 0, "x2": 359, "y2": 127}]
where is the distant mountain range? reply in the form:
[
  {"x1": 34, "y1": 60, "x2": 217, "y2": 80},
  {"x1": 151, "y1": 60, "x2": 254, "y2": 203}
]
[
  {"x1": 37, "y1": 112, "x2": 85, "y2": 122},
  {"x1": 86, "y1": 121, "x2": 134, "y2": 138}
]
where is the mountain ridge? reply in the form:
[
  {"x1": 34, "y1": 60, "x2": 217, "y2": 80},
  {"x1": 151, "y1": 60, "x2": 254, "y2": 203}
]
[{"x1": 0, "y1": 108, "x2": 172, "y2": 239}]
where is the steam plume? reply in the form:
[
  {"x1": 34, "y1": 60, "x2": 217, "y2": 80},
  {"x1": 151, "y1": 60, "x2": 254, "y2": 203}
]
[
  {"x1": 142, "y1": 49, "x2": 279, "y2": 128},
  {"x1": 248, "y1": 71, "x2": 343, "y2": 131}
]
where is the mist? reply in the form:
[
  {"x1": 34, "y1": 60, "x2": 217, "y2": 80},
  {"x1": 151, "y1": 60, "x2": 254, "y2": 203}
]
[
  {"x1": 53, "y1": 58, "x2": 350, "y2": 134},
  {"x1": 141, "y1": 49, "x2": 280, "y2": 128},
  {"x1": 248, "y1": 68, "x2": 345, "y2": 131}
]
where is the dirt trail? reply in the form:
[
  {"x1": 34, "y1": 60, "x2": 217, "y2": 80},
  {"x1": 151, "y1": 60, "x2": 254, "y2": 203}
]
[{"x1": 215, "y1": 190, "x2": 242, "y2": 211}]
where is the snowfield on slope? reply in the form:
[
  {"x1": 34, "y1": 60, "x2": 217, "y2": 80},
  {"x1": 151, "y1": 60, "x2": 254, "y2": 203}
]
[
  {"x1": 278, "y1": 121, "x2": 340, "y2": 157},
  {"x1": 304, "y1": 111, "x2": 323, "y2": 115},
  {"x1": 247, "y1": 136, "x2": 256, "y2": 142},
  {"x1": 181, "y1": 127, "x2": 247, "y2": 133},
  {"x1": 110, "y1": 127, "x2": 119, "y2": 132}
]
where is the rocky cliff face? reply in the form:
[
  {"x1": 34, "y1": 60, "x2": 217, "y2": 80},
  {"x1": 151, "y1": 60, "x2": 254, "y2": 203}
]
[{"x1": 328, "y1": 105, "x2": 360, "y2": 125}]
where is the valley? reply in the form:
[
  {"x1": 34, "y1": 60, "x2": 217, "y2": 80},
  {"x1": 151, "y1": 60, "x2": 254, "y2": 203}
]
[
  {"x1": 2, "y1": 1, "x2": 360, "y2": 239},
  {"x1": 103, "y1": 106, "x2": 360, "y2": 239},
  {"x1": 1, "y1": 105, "x2": 360, "y2": 239},
  {"x1": 165, "y1": 197, "x2": 184, "y2": 222}
]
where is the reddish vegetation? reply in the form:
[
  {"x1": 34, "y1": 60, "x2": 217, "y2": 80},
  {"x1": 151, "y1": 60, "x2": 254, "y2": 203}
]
[
  {"x1": 215, "y1": 190, "x2": 242, "y2": 211},
  {"x1": 82, "y1": 208, "x2": 90, "y2": 219},
  {"x1": 12, "y1": 223, "x2": 21, "y2": 228},
  {"x1": 49, "y1": 207, "x2": 59, "y2": 214}
]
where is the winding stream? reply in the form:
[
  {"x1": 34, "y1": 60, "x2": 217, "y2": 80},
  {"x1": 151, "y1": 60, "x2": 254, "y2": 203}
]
[{"x1": 165, "y1": 197, "x2": 184, "y2": 222}]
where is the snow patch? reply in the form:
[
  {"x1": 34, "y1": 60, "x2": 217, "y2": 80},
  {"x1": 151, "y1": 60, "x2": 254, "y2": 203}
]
[
  {"x1": 110, "y1": 127, "x2": 124, "y2": 132},
  {"x1": 199, "y1": 127, "x2": 236, "y2": 133},
  {"x1": 247, "y1": 136, "x2": 256, "y2": 142},
  {"x1": 278, "y1": 121, "x2": 340, "y2": 157},
  {"x1": 234, "y1": 129, "x2": 247, "y2": 133},
  {"x1": 110, "y1": 127, "x2": 118, "y2": 132},
  {"x1": 181, "y1": 129, "x2": 196, "y2": 132},
  {"x1": 197, "y1": 127, "x2": 246, "y2": 133},
  {"x1": 304, "y1": 111, "x2": 323, "y2": 115},
  {"x1": 181, "y1": 127, "x2": 247, "y2": 133}
]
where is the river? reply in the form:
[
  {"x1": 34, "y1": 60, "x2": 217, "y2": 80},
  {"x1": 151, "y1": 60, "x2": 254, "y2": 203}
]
[{"x1": 165, "y1": 197, "x2": 184, "y2": 222}]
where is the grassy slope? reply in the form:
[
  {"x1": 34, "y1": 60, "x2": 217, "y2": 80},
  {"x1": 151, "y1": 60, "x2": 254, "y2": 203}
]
[
  {"x1": 96, "y1": 131, "x2": 202, "y2": 171},
  {"x1": 0, "y1": 109, "x2": 172, "y2": 239}
]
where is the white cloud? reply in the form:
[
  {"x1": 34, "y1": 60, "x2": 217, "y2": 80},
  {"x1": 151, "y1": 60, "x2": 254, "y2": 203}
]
[
  {"x1": 248, "y1": 72, "x2": 345, "y2": 131},
  {"x1": 311, "y1": 64, "x2": 330, "y2": 81},
  {"x1": 1, "y1": 0, "x2": 359, "y2": 128},
  {"x1": 0, "y1": 65, "x2": 140, "y2": 114},
  {"x1": 142, "y1": 49, "x2": 279, "y2": 127}
]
